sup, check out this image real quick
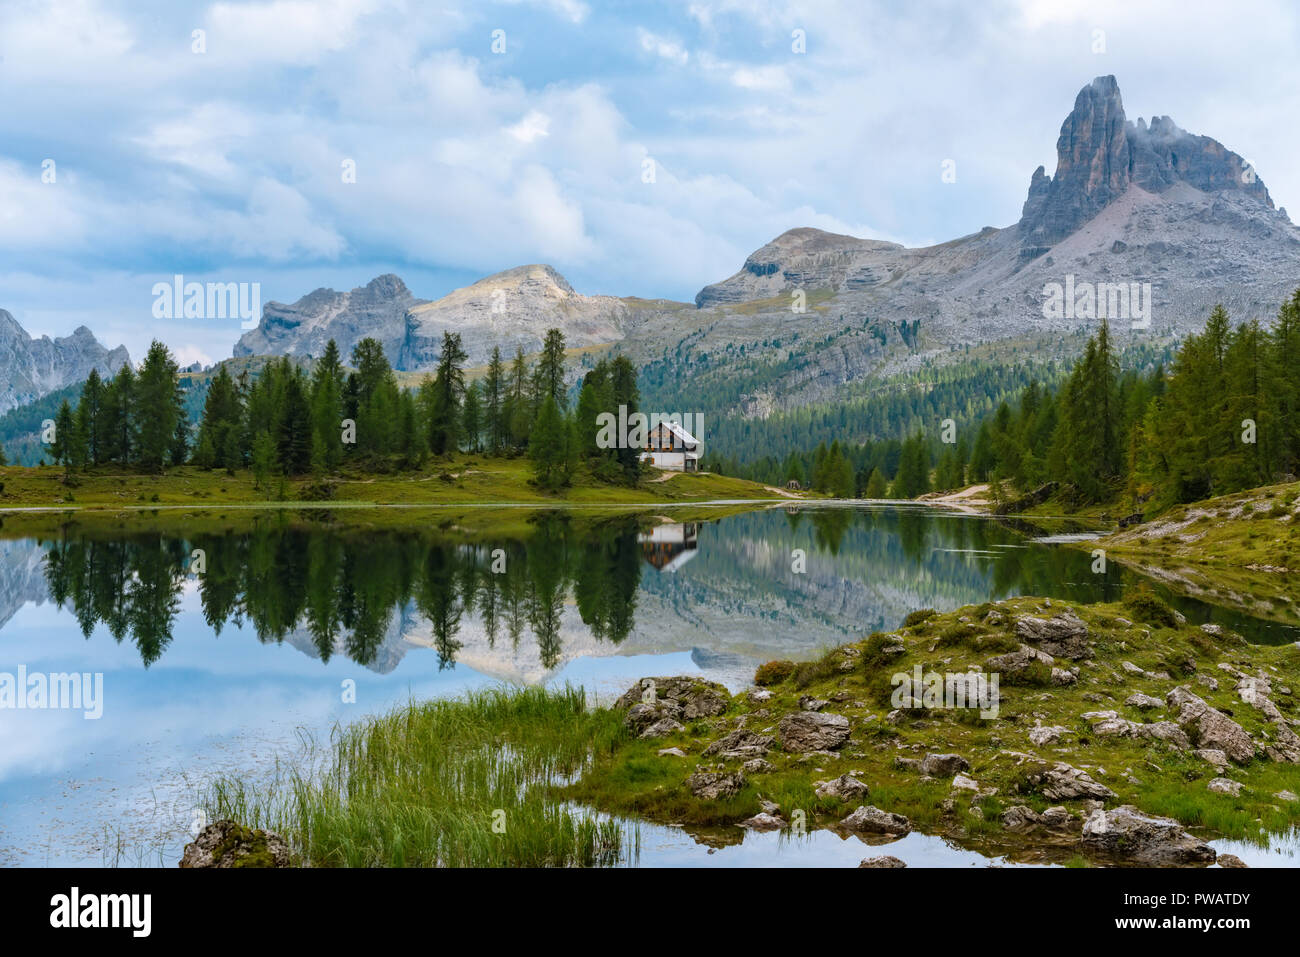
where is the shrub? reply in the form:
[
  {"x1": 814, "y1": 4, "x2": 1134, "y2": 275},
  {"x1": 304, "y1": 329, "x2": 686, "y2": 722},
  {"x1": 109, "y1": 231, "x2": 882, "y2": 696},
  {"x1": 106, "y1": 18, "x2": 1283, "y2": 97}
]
[
  {"x1": 1122, "y1": 584, "x2": 1179, "y2": 629},
  {"x1": 754, "y1": 659, "x2": 796, "y2": 686},
  {"x1": 904, "y1": 608, "x2": 938, "y2": 628}
]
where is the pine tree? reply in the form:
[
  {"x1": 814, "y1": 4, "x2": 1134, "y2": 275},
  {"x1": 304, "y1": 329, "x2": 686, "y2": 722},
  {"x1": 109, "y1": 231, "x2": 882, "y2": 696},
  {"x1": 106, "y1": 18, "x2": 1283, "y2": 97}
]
[
  {"x1": 133, "y1": 341, "x2": 183, "y2": 472},
  {"x1": 461, "y1": 380, "x2": 483, "y2": 453},
  {"x1": 483, "y1": 347, "x2": 506, "y2": 455}
]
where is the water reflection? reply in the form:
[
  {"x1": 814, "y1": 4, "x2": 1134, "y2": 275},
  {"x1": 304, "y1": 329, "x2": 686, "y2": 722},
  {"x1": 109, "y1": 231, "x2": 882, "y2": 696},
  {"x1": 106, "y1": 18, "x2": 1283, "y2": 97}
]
[{"x1": 19, "y1": 506, "x2": 1300, "y2": 677}]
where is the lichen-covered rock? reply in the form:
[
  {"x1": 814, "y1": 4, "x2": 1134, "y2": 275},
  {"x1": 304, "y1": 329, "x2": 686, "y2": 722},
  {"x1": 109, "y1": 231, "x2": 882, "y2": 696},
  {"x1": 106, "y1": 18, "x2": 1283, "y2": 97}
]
[
  {"x1": 616, "y1": 676, "x2": 729, "y2": 719},
  {"x1": 687, "y1": 771, "x2": 746, "y2": 800},
  {"x1": 841, "y1": 805, "x2": 911, "y2": 835},
  {"x1": 1015, "y1": 610, "x2": 1091, "y2": 659},
  {"x1": 919, "y1": 753, "x2": 970, "y2": 777},
  {"x1": 179, "y1": 820, "x2": 293, "y2": 869},
  {"x1": 1081, "y1": 805, "x2": 1216, "y2": 865},
  {"x1": 624, "y1": 698, "x2": 684, "y2": 738},
  {"x1": 777, "y1": 711, "x2": 850, "y2": 752},
  {"x1": 859, "y1": 855, "x2": 906, "y2": 868}
]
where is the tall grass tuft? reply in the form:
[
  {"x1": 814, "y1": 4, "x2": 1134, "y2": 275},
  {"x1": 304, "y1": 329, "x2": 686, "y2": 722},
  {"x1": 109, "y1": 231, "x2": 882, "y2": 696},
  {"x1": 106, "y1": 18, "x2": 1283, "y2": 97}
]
[{"x1": 204, "y1": 685, "x2": 637, "y2": 867}]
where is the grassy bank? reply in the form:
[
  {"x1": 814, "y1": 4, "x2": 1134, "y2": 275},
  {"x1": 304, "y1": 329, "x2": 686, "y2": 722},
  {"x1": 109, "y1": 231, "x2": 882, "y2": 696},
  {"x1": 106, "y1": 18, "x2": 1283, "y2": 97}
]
[
  {"x1": 0, "y1": 457, "x2": 794, "y2": 536},
  {"x1": 1088, "y1": 481, "x2": 1300, "y2": 624},
  {"x1": 204, "y1": 686, "x2": 635, "y2": 867},
  {"x1": 569, "y1": 593, "x2": 1300, "y2": 860},
  {"x1": 202, "y1": 591, "x2": 1300, "y2": 867}
]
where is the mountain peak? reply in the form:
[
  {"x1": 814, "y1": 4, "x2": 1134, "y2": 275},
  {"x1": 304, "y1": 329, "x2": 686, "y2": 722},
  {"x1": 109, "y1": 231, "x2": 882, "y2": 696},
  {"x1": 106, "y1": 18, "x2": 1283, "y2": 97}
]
[{"x1": 1019, "y1": 75, "x2": 1273, "y2": 255}]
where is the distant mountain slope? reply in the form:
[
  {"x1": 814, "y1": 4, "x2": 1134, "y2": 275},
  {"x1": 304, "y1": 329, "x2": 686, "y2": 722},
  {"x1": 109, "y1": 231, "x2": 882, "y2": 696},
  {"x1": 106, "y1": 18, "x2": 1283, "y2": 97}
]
[
  {"x1": 234, "y1": 265, "x2": 630, "y2": 372},
  {"x1": 0, "y1": 310, "x2": 129, "y2": 416}
]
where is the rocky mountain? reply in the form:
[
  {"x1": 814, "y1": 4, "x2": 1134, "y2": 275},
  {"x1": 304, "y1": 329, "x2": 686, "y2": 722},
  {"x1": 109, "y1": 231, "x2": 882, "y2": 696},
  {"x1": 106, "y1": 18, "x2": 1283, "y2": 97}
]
[
  {"x1": 232, "y1": 274, "x2": 422, "y2": 368},
  {"x1": 230, "y1": 76, "x2": 1300, "y2": 428},
  {"x1": 234, "y1": 265, "x2": 629, "y2": 371},
  {"x1": 0, "y1": 310, "x2": 130, "y2": 416},
  {"x1": 622, "y1": 75, "x2": 1300, "y2": 418},
  {"x1": 400, "y1": 264, "x2": 628, "y2": 368}
]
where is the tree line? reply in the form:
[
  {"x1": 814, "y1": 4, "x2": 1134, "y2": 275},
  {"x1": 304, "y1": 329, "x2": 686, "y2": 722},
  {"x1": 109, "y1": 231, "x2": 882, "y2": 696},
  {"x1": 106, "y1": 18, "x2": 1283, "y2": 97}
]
[
  {"x1": 713, "y1": 291, "x2": 1300, "y2": 509},
  {"x1": 46, "y1": 328, "x2": 647, "y2": 491}
]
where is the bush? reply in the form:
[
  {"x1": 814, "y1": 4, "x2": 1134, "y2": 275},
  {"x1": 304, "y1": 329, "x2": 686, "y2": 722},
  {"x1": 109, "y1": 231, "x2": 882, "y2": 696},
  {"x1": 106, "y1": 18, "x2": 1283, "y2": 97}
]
[
  {"x1": 754, "y1": 660, "x2": 796, "y2": 686},
  {"x1": 904, "y1": 608, "x2": 938, "y2": 628},
  {"x1": 1122, "y1": 584, "x2": 1180, "y2": 629}
]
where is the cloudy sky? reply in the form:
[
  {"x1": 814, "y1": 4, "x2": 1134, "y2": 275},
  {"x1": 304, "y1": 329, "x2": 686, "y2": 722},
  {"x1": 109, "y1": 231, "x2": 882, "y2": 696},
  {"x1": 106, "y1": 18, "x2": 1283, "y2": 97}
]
[{"x1": 2, "y1": 0, "x2": 1298, "y2": 365}]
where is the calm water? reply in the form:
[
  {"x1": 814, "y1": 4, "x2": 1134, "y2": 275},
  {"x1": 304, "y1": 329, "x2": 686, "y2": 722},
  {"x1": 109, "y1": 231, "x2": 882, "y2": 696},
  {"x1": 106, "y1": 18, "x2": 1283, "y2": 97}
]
[{"x1": 0, "y1": 504, "x2": 1294, "y2": 867}]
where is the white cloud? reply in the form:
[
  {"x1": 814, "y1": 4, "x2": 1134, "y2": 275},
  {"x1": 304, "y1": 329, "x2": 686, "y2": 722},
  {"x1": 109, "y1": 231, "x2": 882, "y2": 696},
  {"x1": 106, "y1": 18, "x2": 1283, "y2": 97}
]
[
  {"x1": 506, "y1": 110, "x2": 551, "y2": 143},
  {"x1": 637, "y1": 27, "x2": 689, "y2": 65}
]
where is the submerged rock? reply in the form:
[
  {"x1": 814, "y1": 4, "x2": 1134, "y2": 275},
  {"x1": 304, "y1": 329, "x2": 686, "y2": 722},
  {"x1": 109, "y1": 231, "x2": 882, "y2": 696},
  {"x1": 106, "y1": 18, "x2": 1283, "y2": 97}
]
[
  {"x1": 841, "y1": 805, "x2": 911, "y2": 835},
  {"x1": 1081, "y1": 805, "x2": 1216, "y2": 865},
  {"x1": 179, "y1": 820, "x2": 293, "y2": 869}
]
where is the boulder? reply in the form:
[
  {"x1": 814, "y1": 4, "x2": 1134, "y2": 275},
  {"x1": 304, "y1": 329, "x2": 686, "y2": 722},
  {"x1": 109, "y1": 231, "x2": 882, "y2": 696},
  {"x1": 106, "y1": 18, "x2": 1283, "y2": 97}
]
[
  {"x1": 624, "y1": 698, "x2": 683, "y2": 737},
  {"x1": 859, "y1": 855, "x2": 907, "y2": 868},
  {"x1": 1015, "y1": 610, "x2": 1091, "y2": 659},
  {"x1": 702, "y1": 729, "x2": 775, "y2": 759},
  {"x1": 1081, "y1": 805, "x2": 1216, "y2": 865},
  {"x1": 1193, "y1": 749, "x2": 1229, "y2": 771},
  {"x1": 1207, "y1": 778, "x2": 1243, "y2": 796},
  {"x1": 1125, "y1": 692, "x2": 1164, "y2": 711},
  {"x1": 815, "y1": 773, "x2": 870, "y2": 802},
  {"x1": 799, "y1": 695, "x2": 829, "y2": 712},
  {"x1": 1166, "y1": 687, "x2": 1256, "y2": 763},
  {"x1": 687, "y1": 771, "x2": 746, "y2": 800},
  {"x1": 179, "y1": 820, "x2": 293, "y2": 869},
  {"x1": 919, "y1": 753, "x2": 970, "y2": 777},
  {"x1": 1031, "y1": 762, "x2": 1118, "y2": 801},
  {"x1": 1218, "y1": 854, "x2": 1249, "y2": 868},
  {"x1": 777, "y1": 711, "x2": 851, "y2": 752},
  {"x1": 841, "y1": 805, "x2": 911, "y2": 835},
  {"x1": 1029, "y1": 724, "x2": 1068, "y2": 746},
  {"x1": 743, "y1": 758, "x2": 774, "y2": 774}
]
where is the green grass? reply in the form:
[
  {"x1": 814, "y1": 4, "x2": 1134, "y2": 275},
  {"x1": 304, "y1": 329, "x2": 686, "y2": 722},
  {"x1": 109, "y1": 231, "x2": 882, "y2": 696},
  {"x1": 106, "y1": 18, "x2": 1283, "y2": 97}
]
[{"x1": 202, "y1": 686, "x2": 637, "y2": 868}]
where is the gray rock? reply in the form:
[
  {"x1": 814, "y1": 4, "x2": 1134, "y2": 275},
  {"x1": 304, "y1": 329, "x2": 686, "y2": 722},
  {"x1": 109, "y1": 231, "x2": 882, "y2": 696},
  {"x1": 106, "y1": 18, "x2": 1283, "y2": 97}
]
[
  {"x1": 858, "y1": 855, "x2": 907, "y2": 868},
  {"x1": 777, "y1": 711, "x2": 851, "y2": 752},
  {"x1": 1081, "y1": 805, "x2": 1217, "y2": 865},
  {"x1": 702, "y1": 729, "x2": 774, "y2": 759},
  {"x1": 1166, "y1": 687, "x2": 1256, "y2": 763},
  {"x1": 815, "y1": 773, "x2": 870, "y2": 801},
  {"x1": 1126, "y1": 692, "x2": 1164, "y2": 710},
  {"x1": 1207, "y1": 777, "x2": 1242, "y2": 796},
  {"x1": 739, "y1": 812, "x2": 785, "y2": 830},
  {"x1": 0, "y1": 311, "x2": 130, "y2": 417},
  {"x1": 1193, "y1": 749, "x2": 1229, "y2": 770},
  {"x1": 1031, "y1": 762, "x2": 1118, "y2": 801},
  {"x1": 1217, "y1": 854, "x2": 1249, "y2": 868},
  {"x1": 799, "y1": 695, "x2": 829, "y2": 712},
  {"x1": 742, "y1": 758, "x2": 774, "y2": 775}
]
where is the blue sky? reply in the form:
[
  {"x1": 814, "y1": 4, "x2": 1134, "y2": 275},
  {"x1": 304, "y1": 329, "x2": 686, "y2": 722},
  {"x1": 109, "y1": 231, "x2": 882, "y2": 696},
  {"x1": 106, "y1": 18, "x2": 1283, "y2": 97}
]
[{"x1": 2, "y1": 0, "x2": 1298, "y2": 365}]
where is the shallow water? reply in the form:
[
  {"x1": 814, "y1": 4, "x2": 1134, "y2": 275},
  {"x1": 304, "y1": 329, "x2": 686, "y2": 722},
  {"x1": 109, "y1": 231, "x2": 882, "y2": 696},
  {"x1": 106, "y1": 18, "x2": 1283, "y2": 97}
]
[{"x1": 0, "y1": 505, "x2": 1294, "y2": 866}]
